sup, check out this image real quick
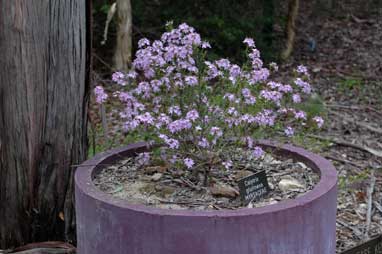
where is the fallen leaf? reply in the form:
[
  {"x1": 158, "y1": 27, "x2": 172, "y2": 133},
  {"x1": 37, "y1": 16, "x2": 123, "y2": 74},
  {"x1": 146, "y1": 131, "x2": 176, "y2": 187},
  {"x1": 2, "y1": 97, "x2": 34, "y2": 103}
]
[{"x1": 209, "y1": 183, "x2": 239, "y2": 198}]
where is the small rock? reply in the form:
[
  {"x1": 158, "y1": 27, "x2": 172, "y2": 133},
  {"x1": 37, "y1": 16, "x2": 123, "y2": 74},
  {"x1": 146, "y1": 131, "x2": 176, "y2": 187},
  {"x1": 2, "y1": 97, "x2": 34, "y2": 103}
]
[
  {"x1": 151, "y1": 173, "x2": 163, "y2": 181},
  {"x1": 210, "y1": 183, "x2": 239, "y2": 198},
  {"x1": 297, "y1": 162, "x2": 307, "y2": 169},
  {"x1": 278, "y1": 177, "x2": 305, "y2": 192},
  {"x1": 357, "y1": 203, "x2": 367, "y2": 215}
]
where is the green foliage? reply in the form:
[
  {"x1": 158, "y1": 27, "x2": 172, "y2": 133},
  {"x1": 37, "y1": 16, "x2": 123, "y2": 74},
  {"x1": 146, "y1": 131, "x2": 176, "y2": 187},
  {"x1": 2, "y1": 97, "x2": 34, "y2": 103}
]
[
  {"x1": 338, "y1": 76, "x2": 363, "y2": 92},
  {"x1": 296, "y1": 93, "x2": 326, "y2": 118},
  {"x1": 131, "y1": 0, "x2": 276, "y2": 63},
  {"x1": 94, "y1": 0, "x2": 112, "y2": 15},
  {"x1": 338, "y1": 170, "x2": 370, "y2": 190}
]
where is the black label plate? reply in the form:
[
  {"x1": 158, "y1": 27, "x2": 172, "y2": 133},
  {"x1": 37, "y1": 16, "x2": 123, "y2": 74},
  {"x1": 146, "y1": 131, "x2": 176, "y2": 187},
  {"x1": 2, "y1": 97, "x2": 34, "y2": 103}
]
[{"x1": 238, "y1": 170, "x2": 270, "y2": 205}]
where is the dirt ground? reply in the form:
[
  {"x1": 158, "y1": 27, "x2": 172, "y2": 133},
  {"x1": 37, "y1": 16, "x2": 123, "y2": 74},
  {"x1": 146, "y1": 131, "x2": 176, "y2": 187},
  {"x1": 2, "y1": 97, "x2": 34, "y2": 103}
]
[{"x1": 279, "y1": 1, "x2": 382, "y2": 252}]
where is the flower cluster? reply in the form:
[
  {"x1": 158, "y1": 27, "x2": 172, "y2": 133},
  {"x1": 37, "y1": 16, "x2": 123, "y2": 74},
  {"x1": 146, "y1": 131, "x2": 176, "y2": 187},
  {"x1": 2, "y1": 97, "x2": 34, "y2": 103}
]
[{"x1": 94, "y1": 23, "x2": 324, "y2": 173}]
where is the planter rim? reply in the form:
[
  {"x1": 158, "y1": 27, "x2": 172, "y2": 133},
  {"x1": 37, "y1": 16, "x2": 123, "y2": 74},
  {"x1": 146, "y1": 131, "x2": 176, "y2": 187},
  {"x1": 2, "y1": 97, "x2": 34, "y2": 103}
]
[{"x1": 75, "y1": 140, "x2": 337, "y2": 217}]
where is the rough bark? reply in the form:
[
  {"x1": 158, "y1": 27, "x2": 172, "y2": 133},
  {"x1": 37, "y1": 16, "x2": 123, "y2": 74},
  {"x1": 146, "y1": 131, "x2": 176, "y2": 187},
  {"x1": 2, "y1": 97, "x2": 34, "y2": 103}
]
[
  {"x1": 281, "y1": 0, "x2": 299, "y2": 60},
  {"x1": 114, "y1": 0, "x2": 133, "y2": 71},
  {"x1": 0, "y1": 0, "x2": 89, "y2": 248}
]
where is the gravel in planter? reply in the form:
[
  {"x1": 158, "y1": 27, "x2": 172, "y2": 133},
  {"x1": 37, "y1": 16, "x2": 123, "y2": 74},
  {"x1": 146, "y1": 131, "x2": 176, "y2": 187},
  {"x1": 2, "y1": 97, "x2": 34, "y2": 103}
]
[{"x1": 93, "y1": 147, "x2": 320, "y2": 210}]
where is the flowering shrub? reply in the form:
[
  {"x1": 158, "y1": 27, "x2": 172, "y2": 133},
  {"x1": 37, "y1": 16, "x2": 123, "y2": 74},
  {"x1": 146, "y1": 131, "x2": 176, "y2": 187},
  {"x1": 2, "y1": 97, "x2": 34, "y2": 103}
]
[{"x1": 95, "y1": 23, "x2": 323, "y2": 181}]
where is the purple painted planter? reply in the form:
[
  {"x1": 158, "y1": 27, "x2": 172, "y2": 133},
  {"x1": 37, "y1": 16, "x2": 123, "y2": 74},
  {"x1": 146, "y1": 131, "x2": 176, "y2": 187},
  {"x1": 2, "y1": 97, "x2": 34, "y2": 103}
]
[{"x1": 75, "y1": 141, "x2": 337, "y2": 254}]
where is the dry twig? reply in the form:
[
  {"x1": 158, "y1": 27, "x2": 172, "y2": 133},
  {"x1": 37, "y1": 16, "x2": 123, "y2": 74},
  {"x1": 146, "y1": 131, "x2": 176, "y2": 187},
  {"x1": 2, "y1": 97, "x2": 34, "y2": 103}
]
[
  {"x1": 364, "y1": 173, "x2": 376, "y2": 239},
  {"x1": 308, "y1": 134, "x2": 382, "y2": 158},
  {"x1": 330, "y1": 110, "x2": 382, "y2": 135}
]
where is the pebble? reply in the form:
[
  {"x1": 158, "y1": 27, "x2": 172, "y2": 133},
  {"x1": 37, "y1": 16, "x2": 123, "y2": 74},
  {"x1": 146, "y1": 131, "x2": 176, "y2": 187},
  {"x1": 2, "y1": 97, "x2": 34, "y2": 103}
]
[
  {"x1": 278, "y1": 177, "x2": 305, "y2": 192},
  {"x1": 151, "y1": 173, "x2": 163, "y2": 181}
]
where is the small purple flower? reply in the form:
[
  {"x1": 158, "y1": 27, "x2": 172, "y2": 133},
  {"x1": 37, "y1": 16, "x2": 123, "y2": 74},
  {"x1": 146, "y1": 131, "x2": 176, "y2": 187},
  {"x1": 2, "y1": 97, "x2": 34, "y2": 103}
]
[
  {"x1": 198, "y1": 138, "x2": 209, "y2": 148},
  {"x1": 184, "y1": 158, "x2": 195, "y2": 169},
  {"x1": 269, "y1": 62, "x2": 279, "y2": 71},
  {"x1": 138, "y1": 38, "x2": 150, "y2": 48},
  {"x1": 278, "y1": 84, "x2": 293, "y2": 93},
  {"x1": 136, "y1": 112, "x2": 155, "y2": 125},
  {"x1": 168, "y1": 119, "x2": 192, "y2": 133},
  {"x1": 210, "y1": 127, "x2": 223, "y2": 138},
  {"x1": 136, "y1": 152, "x2": 150, "y2": 166},
  {"x1": 243, "y1": 38, "x2": 255, "y2": 48},
  {"x1": 254, "y1": 110, "x2": 276, "y2": 127},
  {"x1": 296, "y1": 65, "x2": 309, "y2": 76},
  {"x1": 222, "y1": 160, "x2": 233, "y2": 169},
  {"x1": 292, "y1": 93, "x2": 301, "y2": 103},
  {"x1": 224, "y1": 93, "x2": 236, "y2": 102},
  {"x1": 249, "y1": 49, "x2": 261, "y2": 60},
  {"x1": 186, "y1": 110, "x2": 199, "y2": 121},
  {"x1": 168, "y1": 106, "x2": 181, "y2": 116},
  {"x1": 112, "y1": 72, "x2": 126, "y2": 86},
  {"x1": 252, "y1": 146, "x2": 264, "y2": 158},
  {"x1": 245, "y1": 136, "x2": 254, "y2": 149},
  {"x1": 260, "y1": 90, "x2": 283, "y2": 104},
  {"x1": 123, "y1": 119, "x2": 139, "y2": 131},
  {"x1": 313, "y1": 116, "x2": 324, "y2": 128},
  {"x1": 227, "y1": 107, "x2": 238, "y2": 116},
  {"x1": 94, "y1": 86, "x2": 108, "y2": 104},
  {"x1": 201, "y1": 41, "x2": 211, "y2": 49},
  {"x1": 166, "y1": 138, "x2": 179, "y2": 149},
  {"x1": 215, "y1": 59, "x2": 231, "y2": 70},
  {"x1": 185, "y1": 76, "x2": 198, "y2": 86},
  {"x1": 294, "y1": 78, "x2": 311, "y2": 94},
  {"x1": 284, "y1": 126, "x2": 294, "y2": 137},
  {"x1": 294, "y1": 110, "x2": 307, "y2": 120}
]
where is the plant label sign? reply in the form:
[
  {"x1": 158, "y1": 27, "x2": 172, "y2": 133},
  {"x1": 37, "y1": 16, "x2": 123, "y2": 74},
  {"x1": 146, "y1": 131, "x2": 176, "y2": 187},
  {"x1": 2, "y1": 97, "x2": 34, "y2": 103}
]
[
  {"x1": 340, "y1": 235, "x2": 382, "y2": 254},
  {"x1": 238, "y1": 170, "x2": 270, "y2": 205}
]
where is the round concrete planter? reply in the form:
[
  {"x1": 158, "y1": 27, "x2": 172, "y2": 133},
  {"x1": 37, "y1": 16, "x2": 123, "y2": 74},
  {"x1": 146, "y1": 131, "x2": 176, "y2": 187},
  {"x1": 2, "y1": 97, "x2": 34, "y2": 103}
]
[{"x1": 75, "y1": 141, "x2": 337, "y2": 254}]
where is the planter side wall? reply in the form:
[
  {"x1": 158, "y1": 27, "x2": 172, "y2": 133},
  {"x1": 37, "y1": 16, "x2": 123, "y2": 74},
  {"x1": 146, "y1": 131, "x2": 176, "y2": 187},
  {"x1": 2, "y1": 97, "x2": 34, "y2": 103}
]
[
  {"x1": 75, "y1": 142, "x2": 337, "y2": 254},
  {"x1": 76, "y1": 184, "x2": 336, "y2": 254}
]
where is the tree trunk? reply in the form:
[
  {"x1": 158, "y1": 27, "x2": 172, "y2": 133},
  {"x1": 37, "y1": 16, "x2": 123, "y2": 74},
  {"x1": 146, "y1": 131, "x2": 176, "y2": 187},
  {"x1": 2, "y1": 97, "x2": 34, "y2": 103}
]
[
  {"x1": 114, "y1": 0, "x2": 133, "y2": 71},
  {"x1": 281, "y1": 0, "x2": 299, "y2": 60},
  {"x1": 0, "y1": 0, "x2": 90, "y2": 248}
]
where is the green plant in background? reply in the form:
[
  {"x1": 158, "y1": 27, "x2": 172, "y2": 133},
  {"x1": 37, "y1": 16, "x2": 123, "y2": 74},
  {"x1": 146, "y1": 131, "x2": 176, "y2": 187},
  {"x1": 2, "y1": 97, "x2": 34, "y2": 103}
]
[
  {"x1": 131, "y1": 0, "x2": 276, "y2": 63},
  {"x1": 338, "y1": 76, "x2": 363, "y2": 92}
]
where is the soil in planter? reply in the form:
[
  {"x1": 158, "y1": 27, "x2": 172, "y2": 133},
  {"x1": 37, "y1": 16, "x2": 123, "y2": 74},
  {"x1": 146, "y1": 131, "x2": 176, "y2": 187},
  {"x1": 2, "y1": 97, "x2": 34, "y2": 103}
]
[{"x1": 93, "y1": 148, "x2": 320, "y2": 210}]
